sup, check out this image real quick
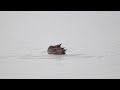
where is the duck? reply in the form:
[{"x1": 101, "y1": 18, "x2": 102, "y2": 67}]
[{"x1": 47, "y1": 43, "x2": 67, "y2": 55}]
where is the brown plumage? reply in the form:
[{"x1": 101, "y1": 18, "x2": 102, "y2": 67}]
[{"x1": 47, "y1": 43, "x2": 67, "y2": 55}]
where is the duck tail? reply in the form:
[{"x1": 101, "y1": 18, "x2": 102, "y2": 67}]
[{"x1": 60, "y1": 43, "x2": 62, "y2": 46}]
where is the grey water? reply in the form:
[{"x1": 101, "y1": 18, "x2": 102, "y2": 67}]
[{"x1": 0, "y1": 11, "x2": 120, "y2": 79}]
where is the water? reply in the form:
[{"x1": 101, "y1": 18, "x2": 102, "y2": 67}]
[
  {"x1": 0, "y1": 44, "x2": 119, "y2": 79},
  {"x1": 0, "y1": 11, "x2": 120, "y2": 79}
]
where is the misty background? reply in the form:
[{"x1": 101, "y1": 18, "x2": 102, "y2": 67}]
[{"x1": 0, "y1": 11, "x2": 120, "y2": 79}]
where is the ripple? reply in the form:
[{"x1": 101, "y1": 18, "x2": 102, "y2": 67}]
[
  {"x1": 19, "y1": 52, "x2": 97, "y2": 60},
  {"x1": 0, "y1": 48, "x2": 106, "y2": 60}
]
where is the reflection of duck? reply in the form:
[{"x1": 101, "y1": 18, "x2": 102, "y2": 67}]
[{"x1": 47, "y1": 43, "x2": 67, "y2": 55}]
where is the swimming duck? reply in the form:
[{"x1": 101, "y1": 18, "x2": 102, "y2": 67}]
[{"x1": 47, "y1": 43, "x2": 67, "y2": 55}]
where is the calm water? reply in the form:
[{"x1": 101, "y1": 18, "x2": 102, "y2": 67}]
[
  {"x1": 0, "y1": 11, "x2": 120, "y2": 79},
  {"x1": 0, "y1": 42, "x2": 120, "y2": 79}
]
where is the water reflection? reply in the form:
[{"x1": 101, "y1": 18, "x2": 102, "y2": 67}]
[
  {"x1": 19, "y1": 53, "x2": 97, "y2": 60},
  {"x1": 0, "y1": 48, "x2": 106, "y2": 60}
]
